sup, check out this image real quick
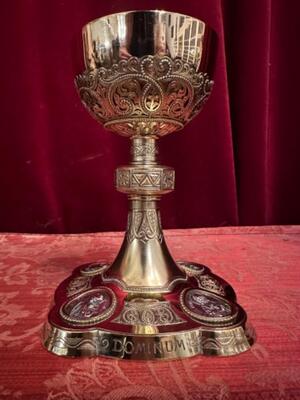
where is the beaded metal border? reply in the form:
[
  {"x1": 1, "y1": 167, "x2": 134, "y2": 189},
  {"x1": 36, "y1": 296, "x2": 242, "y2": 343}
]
[
  {"x1": 179, "y1": 288, "x2": 238, "y2": 325},
  {"x1": 80, "y1": 263, "x2": 110, "y2": 277},
  {"x1": 60, "y1": 287, "x2": 117, "y2": 326}
]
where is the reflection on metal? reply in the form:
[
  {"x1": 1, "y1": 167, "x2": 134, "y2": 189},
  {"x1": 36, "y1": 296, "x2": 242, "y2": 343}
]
[
  {"x1": 82, "y1": 11, "x2": 208, "y2": 71},
  {"x1": 44, "y1": 320, "x2": 254, "y2": 359},
  {"x1": 76, "y1": 55, "x2": 212, "y2": 137}
]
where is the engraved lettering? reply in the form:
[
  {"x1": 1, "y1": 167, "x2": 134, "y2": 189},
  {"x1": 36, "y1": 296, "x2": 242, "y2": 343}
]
[
  {"x1": 165, "y1": 340, "x2": 174, "y2": 353},
  {"x1": 124, "y1": 340, "x2": 134, "y2": 355},
  {"x1": 112, "y1": 338, "x2": 124, "y2": 353},
  {"x1": 135, "y1": 342, "x2": 149, "y2": 354},
  {"x1": 175, "y1": 338, "x2": 186, "y2": 351},
  {"x1": 153, "y1": 341, "x2": 163, "y2": 354}
]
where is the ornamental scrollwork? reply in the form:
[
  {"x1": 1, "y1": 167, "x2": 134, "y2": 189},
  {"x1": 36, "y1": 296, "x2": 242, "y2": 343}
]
[
  {"x1": 132, "y1": 142, "x2": 157, "y2": 157},
  {"x1": 75, "y1": 55, "x2": 213, "y2": 137},
  {"x1": 116, "y1": 170, "x2": 130, "y2": 187},
  {"x1": 127, "y1": 209, "x2": 163, "y2": 243},
  {"x1": 197, "y1": 274, "x2": 225, "y2": 296},
  {"x1": 67, "y1": 276, "x2": 92, "y2": 297},
  {"x1": 161, "y1": 170, "x2": 175, "y2": 190},
  {"x1": 113, "y1": 298, "x2": 184, "y2": 326}
]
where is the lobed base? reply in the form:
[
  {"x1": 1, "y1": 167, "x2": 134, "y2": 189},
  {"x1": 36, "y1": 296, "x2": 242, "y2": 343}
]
[{"x1": 43, "y1": 261, "x2": 254, "y2": 360}]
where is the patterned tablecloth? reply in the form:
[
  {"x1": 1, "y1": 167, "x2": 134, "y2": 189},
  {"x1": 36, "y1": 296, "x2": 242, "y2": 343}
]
[{"x1": 0, "y1": 226, "x2": 299, "y2": 400}]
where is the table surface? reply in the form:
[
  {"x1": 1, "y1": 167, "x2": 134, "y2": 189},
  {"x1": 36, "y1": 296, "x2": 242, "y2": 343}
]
[{"x1": 0, "y1": 226, "x2": 299, "y2": 400}]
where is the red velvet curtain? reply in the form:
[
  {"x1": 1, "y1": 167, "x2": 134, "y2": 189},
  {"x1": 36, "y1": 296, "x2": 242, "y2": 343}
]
[{"x1": 0, "y1": 0, "x2": 299, "y2": 233}]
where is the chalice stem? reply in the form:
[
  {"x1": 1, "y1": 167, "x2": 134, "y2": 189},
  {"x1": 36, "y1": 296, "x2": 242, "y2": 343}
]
[{"x1": 105, "y1": 136, "x2": 186, "y2": 292}]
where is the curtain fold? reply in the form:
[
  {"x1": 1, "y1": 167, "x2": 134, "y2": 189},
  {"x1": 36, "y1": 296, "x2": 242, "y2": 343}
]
[
  {"x1": 224, "y1": 0, "x2": 300, "y2": 226},
  {"x1": 0, "y1": 0, "x2": 299, "y2": 233},
  {"x1": 224, "y1": 0, "x2": 274, "y2": 225}
]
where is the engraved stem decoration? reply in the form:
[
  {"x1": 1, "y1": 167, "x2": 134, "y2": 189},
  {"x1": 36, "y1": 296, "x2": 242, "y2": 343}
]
[{"x1": 44, "y1": 11, "x2": 254, "y2": 360}]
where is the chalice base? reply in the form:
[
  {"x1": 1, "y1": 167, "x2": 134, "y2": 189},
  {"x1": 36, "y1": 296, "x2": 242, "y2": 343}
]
[{"x1": 43, "y1": 261, "x2": 254, "y2": 360}]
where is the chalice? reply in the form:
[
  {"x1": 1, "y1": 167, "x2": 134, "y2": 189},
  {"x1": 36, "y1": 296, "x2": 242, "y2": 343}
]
[{"x1": 44, "y1": 10, "x2": 254, "y2": 360}]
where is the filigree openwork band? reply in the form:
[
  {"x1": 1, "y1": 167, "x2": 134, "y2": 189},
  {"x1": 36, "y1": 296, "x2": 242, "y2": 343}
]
[{"x1": 75, "y1": 55, "x2": 213, "y2": 137}]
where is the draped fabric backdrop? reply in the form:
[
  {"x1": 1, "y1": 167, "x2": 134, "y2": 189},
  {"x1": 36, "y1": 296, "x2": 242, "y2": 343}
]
[{"x1": 0, "y1": 0, "x2": 299, "y2": 233}]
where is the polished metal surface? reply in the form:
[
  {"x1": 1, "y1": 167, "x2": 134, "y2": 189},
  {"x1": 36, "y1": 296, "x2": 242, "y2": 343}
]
[
  {"x1": 44, "y1": 261, "x2": 254, "y2": 359},
  {"x1": 104, "y1": 137, "x2": 186, "y2": 293},
  {"x1": 44, "y1": 321, "x2": 254, "y2": 359},
  {"x1": 82, "y1": 10, "x2": 211, "y2": 71},
  {"x1": 75, "y1": 55, "x2": 213, "y2": 137},
  {"x1": 76, "y1": 10, "x2": 213, "y2": 137},
  {"x1": 44, "y1": 10, "x2": 255, "y2": 360}
]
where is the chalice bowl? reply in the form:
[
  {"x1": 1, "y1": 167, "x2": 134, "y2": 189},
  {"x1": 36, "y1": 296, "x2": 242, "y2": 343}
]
[{"x1": 43, "y1": 10, "x2": 255, "y2": 360}]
